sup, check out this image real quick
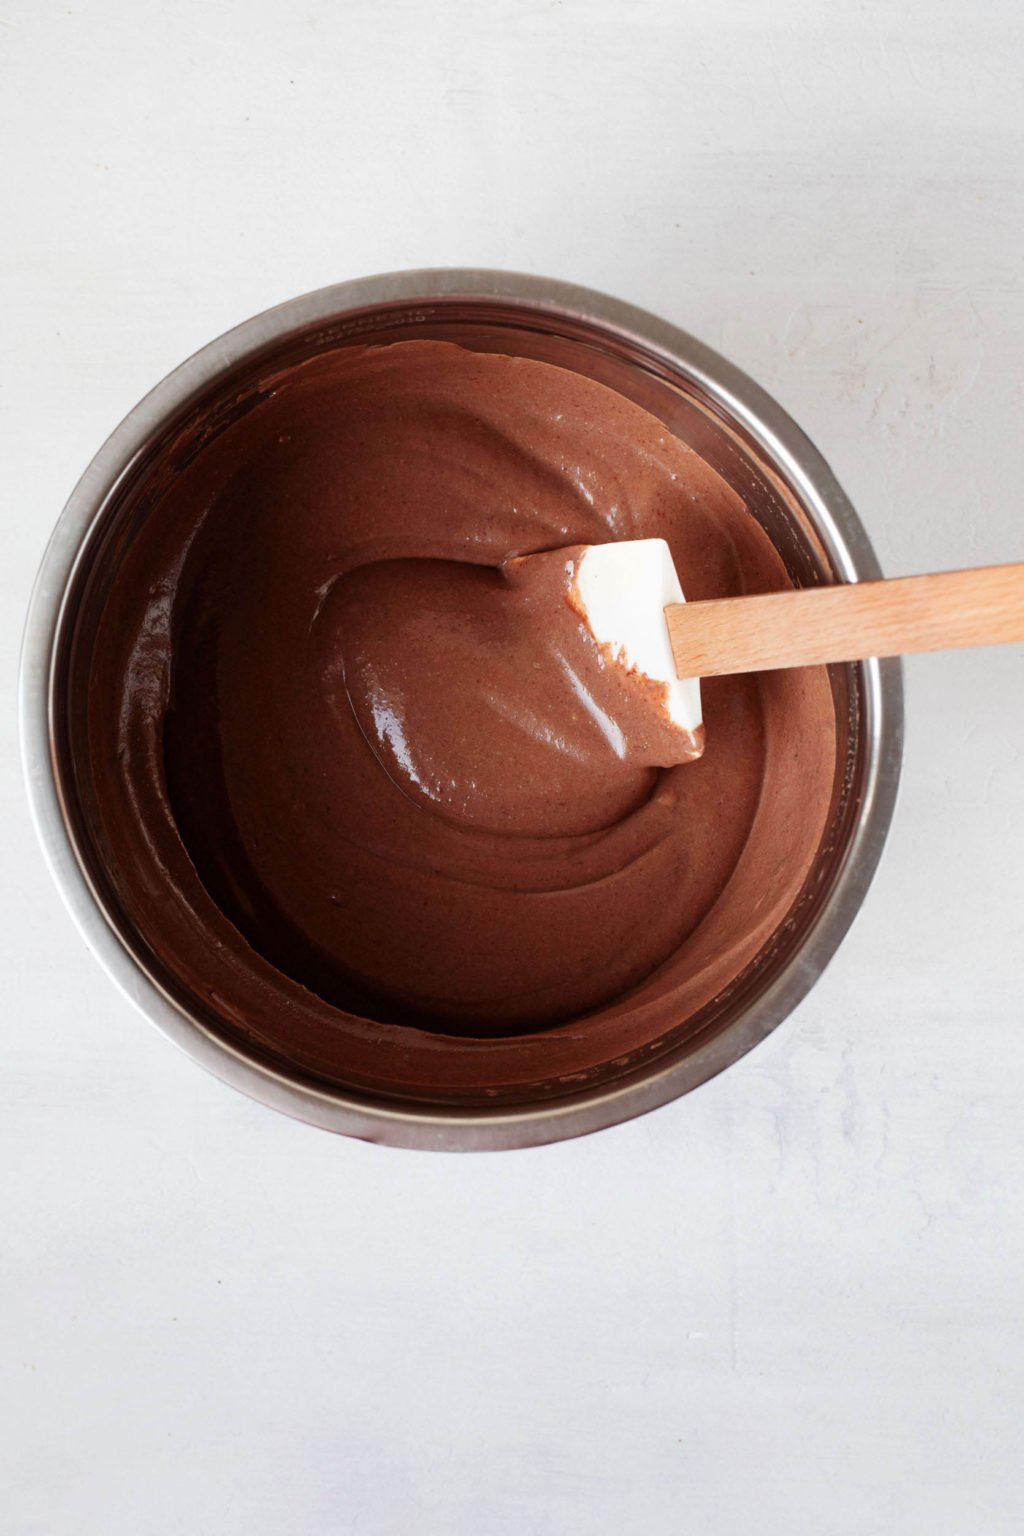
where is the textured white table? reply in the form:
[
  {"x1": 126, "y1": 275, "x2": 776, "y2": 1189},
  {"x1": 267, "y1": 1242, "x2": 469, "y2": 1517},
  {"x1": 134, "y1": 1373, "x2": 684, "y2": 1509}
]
[{"x1": 3, "y1": 3, "x2": 1022, "y2": 1532}]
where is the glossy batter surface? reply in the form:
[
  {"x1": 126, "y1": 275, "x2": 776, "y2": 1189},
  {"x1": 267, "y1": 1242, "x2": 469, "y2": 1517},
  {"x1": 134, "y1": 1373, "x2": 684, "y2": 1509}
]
[{"x1": 86, "y1": 341, "x2": 837, "y2": 1096}]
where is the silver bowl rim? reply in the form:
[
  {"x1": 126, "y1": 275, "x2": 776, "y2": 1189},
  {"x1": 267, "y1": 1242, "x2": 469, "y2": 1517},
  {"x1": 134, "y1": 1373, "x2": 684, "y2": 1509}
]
[{"x1": 19, "y1": 268, "x2": 904, "y2": 1151}]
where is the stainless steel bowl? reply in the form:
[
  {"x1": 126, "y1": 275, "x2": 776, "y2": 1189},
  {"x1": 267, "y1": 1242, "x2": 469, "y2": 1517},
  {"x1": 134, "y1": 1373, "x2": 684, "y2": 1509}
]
[{"x1": 20, "y1": 270, "x2": 903, "y2": 1150}]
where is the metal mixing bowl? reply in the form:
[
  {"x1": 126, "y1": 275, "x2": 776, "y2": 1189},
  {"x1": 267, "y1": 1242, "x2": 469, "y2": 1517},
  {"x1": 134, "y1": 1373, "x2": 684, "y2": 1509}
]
[{"x1": 19, "y1": 270, "x2": 903, "y2": 1150}]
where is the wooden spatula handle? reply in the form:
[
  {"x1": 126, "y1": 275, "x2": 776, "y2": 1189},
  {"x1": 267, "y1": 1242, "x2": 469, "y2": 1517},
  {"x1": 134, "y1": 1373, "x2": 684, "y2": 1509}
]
[{"x1": 665, "y1": 562, "x2": 1024, "y2": 678}]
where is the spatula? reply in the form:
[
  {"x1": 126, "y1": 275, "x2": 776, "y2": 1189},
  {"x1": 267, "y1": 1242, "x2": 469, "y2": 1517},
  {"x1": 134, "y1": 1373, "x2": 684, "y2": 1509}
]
[{"x1": 520, "y1": 540, "x2": 1024, "y2": 746}]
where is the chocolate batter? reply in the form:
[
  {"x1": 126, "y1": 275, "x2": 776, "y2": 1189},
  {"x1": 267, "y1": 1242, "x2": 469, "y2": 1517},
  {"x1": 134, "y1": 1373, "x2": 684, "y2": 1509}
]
[{"x1": 84, "y1": 340, "x2": 837, "y2": 1100}]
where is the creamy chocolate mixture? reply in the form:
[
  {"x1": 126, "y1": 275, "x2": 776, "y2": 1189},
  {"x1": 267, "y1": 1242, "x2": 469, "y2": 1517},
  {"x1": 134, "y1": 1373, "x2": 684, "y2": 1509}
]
[{"x1": 85, "y1": 341, "x2": 837, "y2": 1100}]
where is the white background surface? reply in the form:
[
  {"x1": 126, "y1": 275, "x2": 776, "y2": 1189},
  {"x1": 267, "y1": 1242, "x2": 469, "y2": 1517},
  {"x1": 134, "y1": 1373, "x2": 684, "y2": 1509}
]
[{"x1": 3, "y1": 2, "x2": 1023, "y2": 1531}]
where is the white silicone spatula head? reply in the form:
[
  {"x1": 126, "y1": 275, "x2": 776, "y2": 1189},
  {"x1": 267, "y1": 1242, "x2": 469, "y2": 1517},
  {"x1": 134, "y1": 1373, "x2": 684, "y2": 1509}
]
[{"x1": 571, "y1": 538, "x2": 702, "y2": 735}]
